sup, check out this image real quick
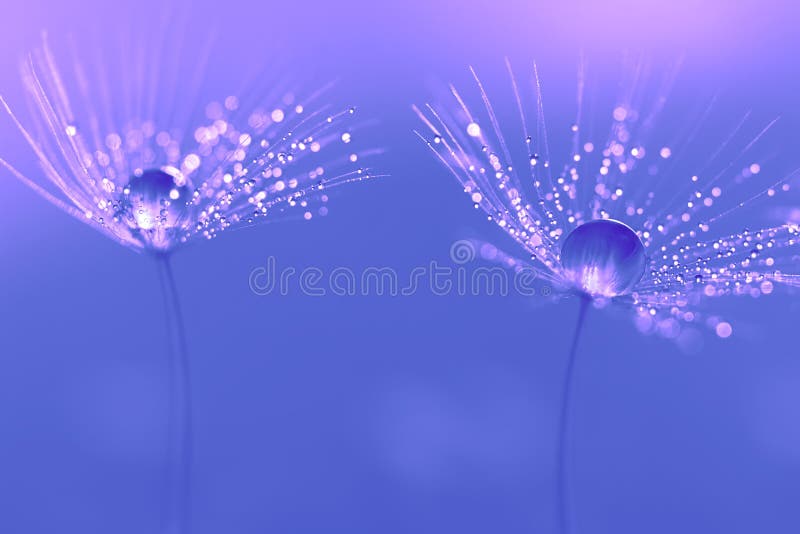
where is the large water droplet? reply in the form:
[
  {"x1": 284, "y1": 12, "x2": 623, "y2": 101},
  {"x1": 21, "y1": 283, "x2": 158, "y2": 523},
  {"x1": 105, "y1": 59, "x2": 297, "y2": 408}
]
[
  {"x1": 125, "y1": 169, "x2": 188, "y2": 231},
  {"x1": 560, "y1": 219, "x2": 646, "y2": 297}
]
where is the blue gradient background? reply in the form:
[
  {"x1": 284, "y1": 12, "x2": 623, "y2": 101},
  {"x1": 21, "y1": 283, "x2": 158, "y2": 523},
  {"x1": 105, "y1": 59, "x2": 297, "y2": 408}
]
[{"x1": 1, "y1": 1, "x2": 800, "y2": 533}]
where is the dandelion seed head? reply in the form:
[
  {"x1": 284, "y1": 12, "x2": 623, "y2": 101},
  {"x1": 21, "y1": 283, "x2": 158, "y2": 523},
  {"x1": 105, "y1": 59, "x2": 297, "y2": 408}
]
[
  {"x1": 1, "y1": 35, "x2": 378, "y2": 254},
  {"x1": 415, "y1": 59, "x2": 800, "y2": 341}
]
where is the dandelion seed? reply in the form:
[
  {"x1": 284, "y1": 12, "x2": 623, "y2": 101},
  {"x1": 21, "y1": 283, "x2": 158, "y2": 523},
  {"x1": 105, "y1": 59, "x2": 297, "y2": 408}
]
[
  {"x1": 414, "y1": 57, "x2": 800, "y2": 534},
  {"x1": 415, "y1": 60, "x2": 799, "y2": 341},
  {"x1": 0, "y1": 34, "x2": 381, "y2": 534},
  {"x1": 0, "y1": 36, "x2": 377, "y2": 255}
]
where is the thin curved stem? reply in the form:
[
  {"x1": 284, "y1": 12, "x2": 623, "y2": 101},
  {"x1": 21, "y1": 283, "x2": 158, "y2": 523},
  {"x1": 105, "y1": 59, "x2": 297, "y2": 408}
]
[
  {"x1": 156, "y1": 253, "x2": 192, "y2": 534},
  {"x1": 556, "y1": 295, "x2": 590, "y2": 534}
]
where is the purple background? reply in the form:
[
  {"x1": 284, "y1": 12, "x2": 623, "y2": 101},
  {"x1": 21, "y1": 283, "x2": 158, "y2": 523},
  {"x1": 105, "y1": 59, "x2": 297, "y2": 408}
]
[{"x1": 1, "y1": 1, "x2": 800, "y2": 533}]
